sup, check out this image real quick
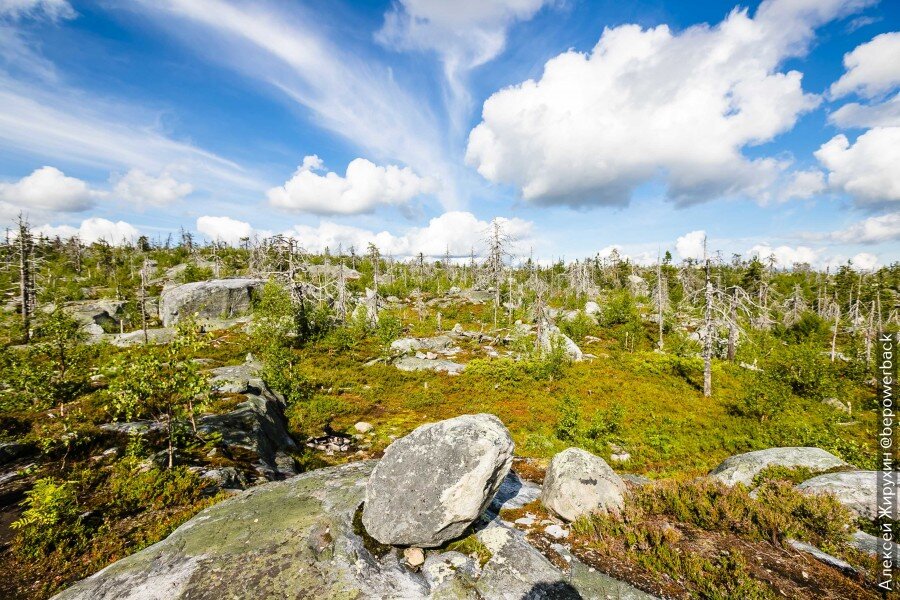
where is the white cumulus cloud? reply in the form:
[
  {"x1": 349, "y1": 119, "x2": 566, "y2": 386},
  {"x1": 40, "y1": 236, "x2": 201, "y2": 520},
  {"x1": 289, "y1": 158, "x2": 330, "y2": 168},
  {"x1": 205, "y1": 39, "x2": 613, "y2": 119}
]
[
  {"x1": 829, "y1": 93, "x2": 900, "y2": 128},
  {"x1": 196, "y1": 215, "x2": 269, "y2": 245},
  {"x1": 830, "y1": 32, "x2": 900, "y2": 99},
  {"x1": 814, "y1": 127, "x2": 900, "y2": 205},
  {"x1": 747, "y1": 243, "x2": 821, "y2": 267},
  {"x1": 267, "y1": 156, "x2": 437, "y2": 216},
  {"x1": 0, "y1": 166, "x2": 94, "y2": 213},
  {"x1": 112, "y1": 169, "x2": 193, "y2": 207},
  {"x1": 821, "y1": 212, "x2": 900, "y2": 244},
  {"x1": 780, "y1": 169, "x2": 826, "y2": 201},
  {"x1": 35, "y1": 217, "x2": 139, "y2": 245},
  {"x1": 465, "y1": 0, "x2": 872, "y2": 207},
  {"x1": 286, "y1": 211, "x2": 534, "y2": 257},
  {"x1": 675, "y1": 230, "x2": 707, "y2": 261}
]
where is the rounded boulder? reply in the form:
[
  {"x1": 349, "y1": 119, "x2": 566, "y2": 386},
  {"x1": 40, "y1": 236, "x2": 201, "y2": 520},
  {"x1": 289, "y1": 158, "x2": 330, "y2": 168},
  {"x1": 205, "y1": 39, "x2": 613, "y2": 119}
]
[
  {"x1": 541, "y1": 448, "x2": 626, "y2": 522},
  {"x1": 362, "y1": 413, "x2": 514, "y2": 547}
]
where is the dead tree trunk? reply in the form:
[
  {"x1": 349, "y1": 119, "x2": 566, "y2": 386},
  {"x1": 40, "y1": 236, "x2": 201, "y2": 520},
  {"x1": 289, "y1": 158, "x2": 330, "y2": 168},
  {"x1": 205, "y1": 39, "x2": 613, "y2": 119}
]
[
  {"x1": 703, "y1": 252, "x2": 713, "y2": 398},
  {"x1": 17, "y1": 216, "x2": 34, "y2": 343}
]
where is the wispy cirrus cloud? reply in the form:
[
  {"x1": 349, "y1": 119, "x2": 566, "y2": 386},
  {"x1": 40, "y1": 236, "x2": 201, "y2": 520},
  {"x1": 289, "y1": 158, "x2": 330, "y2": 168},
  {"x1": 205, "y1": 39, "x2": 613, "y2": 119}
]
[{"x1": 130, "y1": 0, "x2": 461, "y2": 210}]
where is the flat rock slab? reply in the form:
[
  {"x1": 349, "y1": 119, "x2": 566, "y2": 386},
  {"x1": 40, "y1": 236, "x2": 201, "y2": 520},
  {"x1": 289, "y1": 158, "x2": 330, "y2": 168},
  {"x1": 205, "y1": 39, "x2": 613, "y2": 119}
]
[
  {"x1": 53, "y1": 460, "x2": 657, "y2": 600},
  {"x1": 708, "y1": 447, "x2": 848, "y2": 487},
  {"x1": 394, "y1": 356, "x2": 466, "y2": 374},
  {"x1": 796, "y1": 470, "x2": 880, "y2": 520},
  {"x1": 363, "y1": 414, "x2": 514, "y2": 547}
]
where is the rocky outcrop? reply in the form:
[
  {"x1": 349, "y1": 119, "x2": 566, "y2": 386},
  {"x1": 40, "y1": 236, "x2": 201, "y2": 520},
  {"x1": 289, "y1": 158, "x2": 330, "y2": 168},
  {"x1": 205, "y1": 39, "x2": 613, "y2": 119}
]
[
  {"x1": 390, "y1": 335, "x2": 455, "y2": 355},
  {"x1": 52, "y1": 300, "x2": 126, "y2": 336},
  {"x1": 196, "y1": 382, "x2": 298, "y2": 480},
  {"x1": 52, "y1": 460, "x2": 655, "y2": 600},
  {"x1": 394, "y1": 356, "x2": 466, "y2": 374},
  {"x1": 538, "y1": 321, "x2": 583, "y2": 362},
  {"x1": 796, "y1": 470, "x2": 878, "y2": 520},
  {"x1": 541, "y1": 448, "x2": 626, "y2": 521},
  {"x1": 708, "y1": 447, "x2": 849, "y2": 487},
  {"x1": 159, "y1": 278, "x2": 263, "y2": 326},
  {"x1": 362, "y1": 414, "x2": 514, "y2": 547},
  {"x1": 107, "y1": 327, "x2": 176, "y2": 347}
]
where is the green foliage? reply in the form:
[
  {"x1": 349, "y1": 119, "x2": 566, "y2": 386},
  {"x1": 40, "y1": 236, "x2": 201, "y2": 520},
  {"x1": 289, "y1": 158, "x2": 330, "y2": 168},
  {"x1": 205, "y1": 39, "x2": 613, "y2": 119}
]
[
  {"x1": 558, "y1": 311, "x2": 596, "y2": 341},
  {"x1": 445, "y1": 533, "x2": 493, "y2": 566},
  {"x1": 554, "y1": 395, "x2": 581, "y2": 442},
  {"x1": 11, "y1": 478, "x2": 87, "y2": 559},
  {"x1": 640, "y1": 478, "x2": 852, "y2": 547},
  {"x1": 731, "y1": 373, "x2": 791, "y2": 422},
  {"x1": 776, "y1": 311, "x2": 831, "y2": 343},
  {"x1": 765, "y1": 342, "x2": 839, "y2": 400},
  {"x1": 261, "y1": 345, "x2": 313, "y2": 405},
  {"x1": 285, "y1": 393, "x2": 349, "y2": 437},
  {"x1": 584, "y1": 403, "x2": 624, "y2": 447},
  {"x1": 180, "y1": 263, "x2": 213, "y2": 283},
  {"x1": 0, "y1": 308, "x2": 91, "y2": 411},
  {"x1": 375, "y1": 312, "x2": 403, "y2": 349},
  {"x1": 106, "y1": 319, "x2": 209, "y2": 466},
  {"x1": 106, "y1": 456, "x2": 209, "y2": 515},
  {"x1": 599, "y1": 289, "x2": 639, "y2": 327}
]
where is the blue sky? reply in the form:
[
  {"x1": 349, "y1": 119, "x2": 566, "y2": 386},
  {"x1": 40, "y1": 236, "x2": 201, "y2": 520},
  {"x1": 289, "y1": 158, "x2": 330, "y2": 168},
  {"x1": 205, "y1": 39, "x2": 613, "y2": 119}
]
[{"x1": 0, "y1": 0, "x2": 898, "y2": 268}]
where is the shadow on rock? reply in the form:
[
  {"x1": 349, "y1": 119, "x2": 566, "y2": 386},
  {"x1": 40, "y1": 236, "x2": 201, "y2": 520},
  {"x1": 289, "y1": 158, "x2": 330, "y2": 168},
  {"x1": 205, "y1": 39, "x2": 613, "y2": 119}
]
[{"x1": 522, "y1": 581, "x2": 584, "y2": 599}]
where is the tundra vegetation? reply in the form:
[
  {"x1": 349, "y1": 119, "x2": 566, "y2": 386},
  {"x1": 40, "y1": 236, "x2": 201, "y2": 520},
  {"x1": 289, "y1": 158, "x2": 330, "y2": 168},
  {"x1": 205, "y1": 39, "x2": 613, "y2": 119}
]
[{"x1": 0, "y1": 218, "x2": 896, "y2": 599}]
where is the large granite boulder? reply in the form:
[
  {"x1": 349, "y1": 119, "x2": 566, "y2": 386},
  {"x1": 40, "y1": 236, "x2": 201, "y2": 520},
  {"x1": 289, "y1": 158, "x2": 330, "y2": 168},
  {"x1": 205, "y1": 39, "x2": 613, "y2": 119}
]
[
  {"x1": 362, "y1": 414, "x2": 514, "y2": 547},
  {"x1": 708, "y1": 447, "x2": 848, "y2": 487},
  {"x1": 52, "y1": 461, "x2": 655, "y2": 600},
  {"x1": 160, "y1": 278, "x2": 263, "y2": 326},
  {"x1": 796, "y1": 470, "x2": 879, "y2": 520},
  {"x1": 537, "y1": 321, "x2": 583, "y2": 362},
  {"x1": 541, "y1": 448, "x2": 626, "y2": 522}
]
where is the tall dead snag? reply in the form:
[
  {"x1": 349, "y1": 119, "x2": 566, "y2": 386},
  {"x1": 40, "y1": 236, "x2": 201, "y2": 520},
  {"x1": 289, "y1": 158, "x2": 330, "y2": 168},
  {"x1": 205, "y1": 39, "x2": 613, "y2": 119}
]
[
  {"x1": 140, "y1": 259, "x2": 150, "y2": 344},
  {"x1": 653, "y1": 256, "x2": 668, "y2": 350},
  {"x1": 367, "y1": 243, "x2": 380, "y2": 326},
  {"x1": 17, "y1": 215, "x2": 35, "y2": 343},
  {"x1": 703, "y1": 239, "x2": 713, "y2": 398},
  {"x1": 485, "y1": 220, "x2": 508, "y2": 329}
]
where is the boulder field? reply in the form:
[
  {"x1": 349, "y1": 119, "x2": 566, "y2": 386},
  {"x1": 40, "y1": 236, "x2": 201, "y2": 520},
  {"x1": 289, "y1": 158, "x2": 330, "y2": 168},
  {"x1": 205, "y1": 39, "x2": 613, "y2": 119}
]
[{"x1": 52, "y1": 414, "x2": 879, "y2": 600}]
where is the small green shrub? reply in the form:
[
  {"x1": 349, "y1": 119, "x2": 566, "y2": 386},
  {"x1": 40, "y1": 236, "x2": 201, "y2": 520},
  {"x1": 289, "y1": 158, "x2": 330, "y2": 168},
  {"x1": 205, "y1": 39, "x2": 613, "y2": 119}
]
[
  {"x1": 11, "y1": 478, "x2": 87, "y2": 559},
  {"x1": 731, "y1": 374, "x2": 791, "y2": 422},
  {"x1": 106, "y1": 456, "x2": 209, "y2": 515},
  {"x1": 554, "y1": 395, "x2": 580, "y2": 442},
  {"x1": 559, "y1": 311, "x2": 596, "y2": 342}
]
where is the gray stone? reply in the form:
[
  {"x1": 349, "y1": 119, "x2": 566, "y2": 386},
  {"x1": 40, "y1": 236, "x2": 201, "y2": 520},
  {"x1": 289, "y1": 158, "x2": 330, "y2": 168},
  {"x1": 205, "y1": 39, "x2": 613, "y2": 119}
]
[
  {"x1": 196, "y1": 384, "x2": 297, "y2": 479},
  {"x1": 0, "y1": 441, "x2": 31, "y2": 465},
  {"x1": 541, "y1": 448, "x2": 626, "y2": 522},
  {"x1": 363, "y1": 414, "x2": 514, "y2": 547},
  {"x1": 537, "y1": 321, "x2": 583, "y2": 362},
  {"x1": 796, "y1": 470, "x2": 878, "y2": 520},
  {"x1": 390, "y1": 335, "x2": 454, "y2": 355},
  {"x1": 55, "y1": 299, "x2": 126, "y2": 336},
  {"x1": 822, "y1": 397, "x2": 852, "y2": 414},
  {"x1": 354, "y1": 421, "x2": 374, "y2": 434},
  {"x1": 708, "y1": 447, "x2": 848, "y2": 487},
  {"x1": 207, "y1": 360, "x2": 263, "y2": 394},
  {"x1": 52, "y1": 459, "x2": 654, "y2": 600},
  {"x1": 787, "y1": 539, "x2": 857, "y2": 575},
  {"x1": 200, "y1": 467, "x2": 248, "y2": 491},
  {"x1": 584, "y1": 301, "x2": 601, "y2": 316},
  {"x1": 160, "y1": 278, "x2": 263, "y2": 326},
  {"x1": 489, "y1": 471, "x2": 542, "y2": 513},
  {"x1": 108, "y1": 328, "x2": 176, "y2": 347},
  {"x1": 394, "y1": 356, "x2": 466, "y2": 374}
]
